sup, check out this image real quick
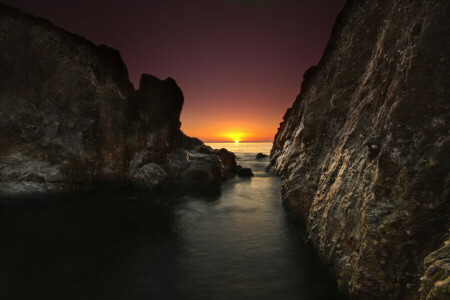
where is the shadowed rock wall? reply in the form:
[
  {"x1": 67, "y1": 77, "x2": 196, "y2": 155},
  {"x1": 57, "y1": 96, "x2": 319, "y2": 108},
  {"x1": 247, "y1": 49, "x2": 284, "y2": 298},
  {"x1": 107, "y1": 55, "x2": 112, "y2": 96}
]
[{"x1": 0, "y1": 3, "x2": 236, "y2": 194}]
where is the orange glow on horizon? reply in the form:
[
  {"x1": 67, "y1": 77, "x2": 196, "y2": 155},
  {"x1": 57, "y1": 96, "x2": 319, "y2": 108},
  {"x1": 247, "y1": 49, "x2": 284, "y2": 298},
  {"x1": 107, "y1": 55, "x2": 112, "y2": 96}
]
[{"x1": 179, "y1": 99, "x2": 280, "y2": 143}]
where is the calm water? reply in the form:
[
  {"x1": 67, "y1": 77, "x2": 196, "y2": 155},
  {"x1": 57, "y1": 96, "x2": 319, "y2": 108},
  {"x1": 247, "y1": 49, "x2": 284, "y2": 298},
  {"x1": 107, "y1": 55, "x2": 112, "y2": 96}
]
[{"x1": 0, "y1": 143, "x2": 345, "y2": 299}]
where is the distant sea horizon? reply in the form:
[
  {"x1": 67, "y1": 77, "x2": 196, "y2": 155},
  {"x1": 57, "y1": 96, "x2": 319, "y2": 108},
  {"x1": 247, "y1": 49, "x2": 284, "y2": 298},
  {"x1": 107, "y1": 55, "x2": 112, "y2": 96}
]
[{"x1": 204, "y1": 141, "x2": 274, "y2": 143}]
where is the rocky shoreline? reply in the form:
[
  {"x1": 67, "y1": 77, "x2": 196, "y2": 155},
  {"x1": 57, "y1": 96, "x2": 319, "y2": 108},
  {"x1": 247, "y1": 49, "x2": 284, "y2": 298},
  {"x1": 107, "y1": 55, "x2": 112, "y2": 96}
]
[
  {"x1": 0, "y1": 4, "x2": 248, "y2": 195},
  {"x1": 270, "y1": 1, "x2": 449, "y2": 299}
]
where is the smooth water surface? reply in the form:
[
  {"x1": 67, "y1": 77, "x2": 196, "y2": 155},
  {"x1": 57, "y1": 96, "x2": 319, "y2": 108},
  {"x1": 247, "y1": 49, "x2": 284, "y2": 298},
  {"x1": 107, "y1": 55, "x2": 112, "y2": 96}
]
[{"x1": 0, "y1": 143, "x2": 345, "y2": 299}]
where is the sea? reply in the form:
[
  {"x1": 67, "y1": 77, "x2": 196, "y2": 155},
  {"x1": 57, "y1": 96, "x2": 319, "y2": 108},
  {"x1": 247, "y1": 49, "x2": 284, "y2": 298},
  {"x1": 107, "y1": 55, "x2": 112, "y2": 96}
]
[{"x1": 0, "y1": 142, "x2": 346, "y2": 299}]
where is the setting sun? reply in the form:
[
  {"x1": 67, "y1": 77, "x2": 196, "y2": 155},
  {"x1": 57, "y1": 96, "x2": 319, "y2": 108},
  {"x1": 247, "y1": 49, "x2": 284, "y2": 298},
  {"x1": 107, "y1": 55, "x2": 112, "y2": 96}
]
[{"x1": 234, "y1": 140, "x2": 239, "y2": 143}]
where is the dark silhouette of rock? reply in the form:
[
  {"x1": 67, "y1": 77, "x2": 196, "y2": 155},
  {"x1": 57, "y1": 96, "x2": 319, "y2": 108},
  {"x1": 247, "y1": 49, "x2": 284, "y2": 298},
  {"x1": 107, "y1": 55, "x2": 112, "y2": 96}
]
[
  {"x1": 177, "y1": 132, "x2": 207, "y2": 152},
  {"x1": 0, "y1": 3, "x2": 236, "y2": 194},
  {"x1": 176, "y1": 133, "x2": 238, "y2": 178},
  {"x1": 0, "y1": 4, "x2": 133, "y2": 192},
  {"x1": 270, "y1": 1, "x2": 449, "y2": 299},
  {"x1": 256, "y1": 153, "x2": 268, "y2": 159},
  {"x1": 127, "y1": 74, "x2": 184, "y2": 169},
  {"x1": 214, "y1": 148, "x2": 238, "y2": 177},
  {"x1": 237, "y1": 165, "x2": 254, "y2": 177}
]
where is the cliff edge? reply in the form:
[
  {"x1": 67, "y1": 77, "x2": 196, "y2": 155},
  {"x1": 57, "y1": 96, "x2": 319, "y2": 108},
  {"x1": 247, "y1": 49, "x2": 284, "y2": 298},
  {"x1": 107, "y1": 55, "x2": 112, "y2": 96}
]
[{"x1": 270, "y1": 0, "x2": 449, "y2": 299}]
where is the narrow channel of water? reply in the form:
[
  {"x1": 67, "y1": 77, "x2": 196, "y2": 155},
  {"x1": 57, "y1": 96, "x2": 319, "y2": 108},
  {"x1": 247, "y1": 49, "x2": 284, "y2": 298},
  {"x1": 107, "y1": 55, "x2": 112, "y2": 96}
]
[{"x1": 0, "y1": 142, "x2": 345, "y2": 299}]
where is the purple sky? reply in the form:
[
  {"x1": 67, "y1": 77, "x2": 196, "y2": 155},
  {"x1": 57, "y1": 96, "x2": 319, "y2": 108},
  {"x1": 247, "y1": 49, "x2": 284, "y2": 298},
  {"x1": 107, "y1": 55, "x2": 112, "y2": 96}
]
[{"x1": 4, "y1": 0, "x2": 346, "y2": 141}]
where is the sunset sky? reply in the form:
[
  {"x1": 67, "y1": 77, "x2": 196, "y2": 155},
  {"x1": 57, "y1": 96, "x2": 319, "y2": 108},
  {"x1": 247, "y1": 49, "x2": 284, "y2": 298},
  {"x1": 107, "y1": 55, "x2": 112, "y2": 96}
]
[{"x1": 5, "y1": 0, "x2": 345, "y2": 142}]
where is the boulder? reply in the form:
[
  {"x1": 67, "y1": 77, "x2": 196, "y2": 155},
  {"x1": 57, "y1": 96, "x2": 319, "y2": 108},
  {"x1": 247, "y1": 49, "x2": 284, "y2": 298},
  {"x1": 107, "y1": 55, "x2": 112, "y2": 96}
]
[
  {"x1": 214, "y1": 148, "x2": 238, "y2": 176},
  {"x1": 237, "y1": 165, "x2": 254, "y2": 177},
  {"x1": 256, "y1": 153, "x2": 268, "y2": 159},
  {"x1": 130, "y1": 163, "x2": 167, "y2": 189},
  {"x1": 162, "y1": 151, "x2": 224, "y2": 190}
]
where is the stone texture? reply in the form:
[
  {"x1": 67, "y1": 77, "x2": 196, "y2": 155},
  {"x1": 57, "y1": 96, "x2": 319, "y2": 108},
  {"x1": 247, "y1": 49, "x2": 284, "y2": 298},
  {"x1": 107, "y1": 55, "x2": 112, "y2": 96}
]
[
  {"x1": 130, "y1": 163, "x2": 167, "y2": 189},
  {"x1": 127, "y1": 74, "x2": 184, "y2": 171},
  {"x1": 420, "y1": 236, "x2": 450, "y2": 300},
  {"x1": 0, "y1": 4, "x2": 133, "y2": 191},
  {"x1": 214, "y1": 148, "x2": 238, "y2": 177},
  {"x1": 0, "y1": 3, "x2": 236, "y2": 194},
  {"x1": 270, "y1": 0, "x2": 449, "y2": 299},
  {"x1": 162, "y1": 151, "x2": 224, "y2": 191}
]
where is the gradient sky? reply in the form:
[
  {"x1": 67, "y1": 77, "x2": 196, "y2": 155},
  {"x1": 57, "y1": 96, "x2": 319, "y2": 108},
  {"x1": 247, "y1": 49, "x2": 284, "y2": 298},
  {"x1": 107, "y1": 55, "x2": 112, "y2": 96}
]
[{"x1": 4, "y1": 0, "x2": 345, "y2": 142}]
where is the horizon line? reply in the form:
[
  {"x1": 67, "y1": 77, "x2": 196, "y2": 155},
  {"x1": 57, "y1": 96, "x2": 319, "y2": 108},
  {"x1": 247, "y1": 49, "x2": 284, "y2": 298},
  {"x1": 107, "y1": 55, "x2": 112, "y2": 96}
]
[{"x1": 204, "y1": 141, "x2": 274, "y2": 143}]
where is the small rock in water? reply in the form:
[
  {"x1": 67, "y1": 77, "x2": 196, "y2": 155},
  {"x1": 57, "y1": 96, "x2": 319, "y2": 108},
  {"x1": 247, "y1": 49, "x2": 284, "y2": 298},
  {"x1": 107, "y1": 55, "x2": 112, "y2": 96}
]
[
  {"x1": 237, "y1": 165, "x2": 254, "y2": 177},
  {"x1": 256, "y1": 153, "x2": 269, "y2": 159}
]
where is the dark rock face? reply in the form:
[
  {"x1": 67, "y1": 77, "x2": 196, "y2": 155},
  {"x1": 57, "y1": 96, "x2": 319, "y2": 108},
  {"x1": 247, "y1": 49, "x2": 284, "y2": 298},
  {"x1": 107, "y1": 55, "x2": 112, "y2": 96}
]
[
  {"x1": 127, "y1": 75, "x2": 184, "y2": 171},
  {"x1": 177, "y1": 135, "x2": 239, "y2": 178},
  {"x1": 162, "y1": 150, "x2": 224, "y2": 191},
  {"x1": 237, "y1": 165, "x2": 254, "y2": 177},
  {"x1": 270, "y1": 1, "x2": 449, "y2": 299},
  {"x1": 0, "y1": 4, "x2": 133, "y2": 192},
  {"x1": 214, "y1": 148, "x2": 238, "y2": 176},
  {"x1": 0, "y1": 4, "x2": 234, "y2": 194}
]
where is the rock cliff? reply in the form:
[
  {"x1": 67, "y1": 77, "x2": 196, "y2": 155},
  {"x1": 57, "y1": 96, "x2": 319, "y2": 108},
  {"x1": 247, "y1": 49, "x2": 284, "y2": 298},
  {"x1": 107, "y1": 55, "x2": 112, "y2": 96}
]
[
  {"x1": 0, "y1": 3, "x2": 236, "y2": 194},
  {"x1": 270, "y1": 0, "x2": 449, "y2": 299}
]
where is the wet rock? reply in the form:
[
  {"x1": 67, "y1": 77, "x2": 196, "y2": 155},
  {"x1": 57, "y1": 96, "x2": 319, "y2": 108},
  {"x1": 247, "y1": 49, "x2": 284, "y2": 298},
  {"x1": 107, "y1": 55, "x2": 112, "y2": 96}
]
[
  {"x1": 269, "y1": 0, "x2": 450, "y2": 298},
  {"x1": 237, "y1": 165, "x2": 254, "y2": 177},
  {"x1": 256, "y1": 153, "x2": 269, "y2": 159},
  {"x1": 214, "y1": 148, "x2": 237, "y2": 177},
  {"x1": 162, "y1": 151, "x2": 224, "y2": 190},
  {"x1": 130, "y1": 163, "x2": 167, "y2": 189}
]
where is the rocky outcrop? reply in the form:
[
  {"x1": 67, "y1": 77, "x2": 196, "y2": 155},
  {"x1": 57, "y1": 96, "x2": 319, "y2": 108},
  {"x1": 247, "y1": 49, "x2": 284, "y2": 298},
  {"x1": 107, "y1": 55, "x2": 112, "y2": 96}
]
[
  {"x1": 162, "y1": 150, "x2": 225, "y2": 191},
  {"x1": 127, "y1": 74, "x2": 184, "y2": 170},
  {"x1": 0, "y1": 3, "x2": 235, "y2": 194},
  {"x1": 256, "y1": 153, "x2": 268, "y2": 159},
  {"x1": 420, "y1": 236, "x2": 450, "y2": 300},
  {"x1": 0, "y1": 4, "x2": 133, "y2": 192},
  {"x1": 237, "y1": 165, "x2": 254, "y2": 177},
  {"x1": 270, "y1": 0, "x2": 449, "y2": 299}
]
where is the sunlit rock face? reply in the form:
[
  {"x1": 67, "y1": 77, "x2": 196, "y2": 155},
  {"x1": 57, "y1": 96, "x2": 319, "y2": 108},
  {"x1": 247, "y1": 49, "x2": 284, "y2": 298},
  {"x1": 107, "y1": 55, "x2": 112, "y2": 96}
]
[
  {"x1": 270, "y1": 1, "x2": 449, "y2": 299},
  {"x1": 0, "y1": 3, "x2": 235, "y2": 194}
]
